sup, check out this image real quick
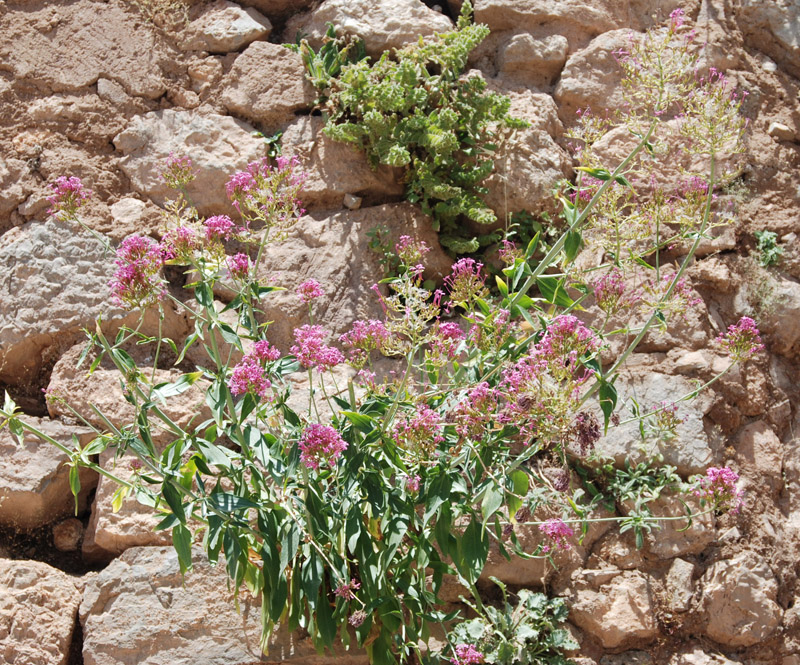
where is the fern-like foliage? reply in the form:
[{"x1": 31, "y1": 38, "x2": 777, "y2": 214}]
[{"x1": 292, "y1": 1, "x2": 527, "y2": 253}]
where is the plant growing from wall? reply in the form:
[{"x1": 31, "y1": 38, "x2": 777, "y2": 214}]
[
  {"x1": 1, "y1": 10, "x2": 757, "y2": 665},
  {"x1": 289, "y1": 1, "x2": 528, "y2": 254}
]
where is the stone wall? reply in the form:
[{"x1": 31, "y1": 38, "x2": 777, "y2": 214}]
[{"x1": 0, "y1": 0, "x2": 799, "y2": 664}]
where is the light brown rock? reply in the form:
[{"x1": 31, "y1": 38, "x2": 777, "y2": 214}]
[
  {"x1": 254, "y1": 203, "x2": 452, "y2": 349},
  {"x1": 180, "y1": 0, "x2": 272, "y2": 53},
  {"x1": 482, "y1": 85, "x2": 571, "y2": 219},
  {"x1": 280, "y1": 116, "x2": 405, "y2": 211},
  {"x1": 0, "y1": 218, "x2": 139, "y2": 385},
  {"x1": 80, "y1": 546, "x2": 367, "y2": 665},
  {"x1": 0, "y1": 558, "x2": 82, "y2": 665},
  {"x1": 568, "y1": 569, "x2": 657, "y2": 649},
  {"x1": 739, "y1": 0, "x2": 800, "y2": 78},
  {"x1": 554, "y1": 29, "x2": 633, "y2": 121},
  {"x1": 0, "y1": 416, "x2": 97, "y2": 530},
  {"x1": 114, "y1": 109, "x2": 268, "y2": 216},
  {"x1": 220, "y1": 42, "x2": 315, "y2": 132},
  {"x1": 106, "y1": 197, "x2": 165, "y2": 242},
  {"x1": 628, "y1": 493, "x2": 715, "y2": 559},
  {"x1": 288, "y1": 0, "x2": 453, "y2": 58},
  {"x1": 0, "y1": 0, "x2": 169, "y2": 98},
  {"x1": 701, "y1": 550, "x2": 782, "y2": 647},
  {"x1": 737, "y1": 421, "x2": 783, "y2": 491},
  {"x1": 665, "y1": 558, "x2": 695, "y2": 613},
  {"x1": 594, "y1": 371, "x2": 716, "y2": 475},
  {"x1": 497, "y1": 34, "x2": 569, "y2": 85}
]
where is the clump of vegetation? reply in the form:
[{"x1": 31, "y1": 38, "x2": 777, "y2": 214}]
[
  {"x1": 446, "y1": 580, "x2": 578, "y2": 665},
  {"x1": 289, "y1": 1, "x2": 528, "y2": 254},
  {"x1": 754, "y1": 229, "x2": 783, "y2": 267}
]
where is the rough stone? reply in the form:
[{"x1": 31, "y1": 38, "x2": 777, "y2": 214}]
[
  {"x1": 594, "y1": 371, "x2": 716, "y2": 475},
  {"x1": 220, "y1": 41, "x2": 316, "y2": 132},
  {"x1": 589, "y1": 530, "x2": 645, "y2": 571},
  {"x1": 668, "y1": 649, "x2": 740, "y2": 665},
  {"x1": 739, "y1": 0, "x2": 800, "y2": 78},
  {"x1": 554, "y1": 29, "x2": 633, "y2": 121},
  {"x1": 0, "y1": 157, "x2": 32, "y2": 220},
  {"x1": 736, "y1": 421, "x2": 784, "y2": 491},
  {"x1": 482, "y1": 85, "x2": 571, "y2": 219},
  {"x1": 768, "y1": 121, "x2": 796, "y2": 142},
  {"x1": 0, "y1": 218, "x2": 143, "y2": 385},
  {"x1": 0, "y1": 558, "x2": 82, "y2": 665},
  {"x1": 288, "y1": 0, "x2": 453, "y2": 58},
  {"x1": 52, "y1": 517, "x2": 84, "y2": 553},
  {"x1": 280, "y1": 116, "x2": 405, "y2": 211},
  {"x1": 238, "y1": 0, "x2": 314, "y2": 19},
  {"x1": 114, "y1": 110, "x2": 268, "y2": 217},
  {"x1": 80, "y1": 546, "x2": 367, "y2": 665},
  {"x1": 0, "y1": 0, "x2": 169, "y2": 98},
  {"x1": 568, "y1": 570, "x2": 657, "y2": 649},
  {"x1": 701, "y1": 550, "x2": 782, "y2": 647},
  {"x1": 0, "y1": 416, "x2": 97, "y2": 530},
  {"x1": 254, "y1": 203, "x2": 452, "y2": 349},
  {"x1": 631, "y1": 493, "x2": 715, "y2": 559},
  {"x1": 665, "y1": 558, "x2": 695, "y2": 613},
  {"x1": 760, "y1": 276, "x2": 800, "y2": 358},
  {"x1": 497, "y1": 34, "x2": 569, "y2": 85},
  {"x1": 180, "y1": 0, "x2": 272, "y2": 53},
  {"x1": 107, "y1": 197, "x2": 165, "y2": 242}
]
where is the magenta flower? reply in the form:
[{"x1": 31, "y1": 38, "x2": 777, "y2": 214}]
[
  {"x1": 445, "y1": 258, "x2": 488, "y2": 308},
  {"x1": 298, "y1": 423, "x2": 348, "y2": 471},
  {"x1": 108, "y1": 235, "x2": 165, "y2": 309},
  {"x1": 228, "y1": 358, "x2": 272, "y2": 398},
  {"x1": 252, "y1": 340, "x2": 281, "y2": 362},
  {"x1": 694, "y1": 466, "x2": 743, "y2": 513},
  {"x1": 670, "y1": 7, "x2": 685, "y2": 29},
  {"x1": 395, "y1": 235, "x2": 430, "y2": 266},
  {"x1": 592, "y1": 268, "x2": 636, "y2": 315},
  {"x1": 453, "y1": 382, "x2": 498, "y2": 439},
  {"x1": 47, "y1": 176, "x2": 91, "y2": 220},
  {"x1": 451, "y1": 644, "x2": 484, "y2": 665},
  {"x1": 333, "y1": 578, "x2": 361, "y2": 600},
  {"x1": 498, "y1": 239, "x2": 521, "y2": 265},
  {"x1": 297, "y1": 279, "x2": 324, "y2": 304},
  {"x1": 226, "y1": 253, "x2": 250, "y2": 280},
  {"x1": 204, "y1": 215, "x2": 237, "y2": 242},
  {"x1": 291, "y1": 325, "x2": 344, "y2": 372},
  {"x1": 161, "y1": 225, "x2": 200, "y2": 260},
  {"x1": 404, "y1": 474, "x2": 421, "y2": 493},
  {"x1": 340, "y1": 319, "x2": 391, "y2": 366},
  {"x1": 716, "y1": 316, "x2": 764, "y2": 362},
  {"x1": 160, "y1": 153, "x2": 195, "y2": 189},
  {"x1": 428, "y1": 321, "x2": 465, "y2": 362},
  {"x1": 538, "y1": 518, "x2": 574, "y2": 553},
  {"x1": 393, "y1": 403, "x2": 444, "y2": 456}
]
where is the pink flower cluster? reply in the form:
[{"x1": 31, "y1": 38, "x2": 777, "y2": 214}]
[
  {"x1": 47, "y1": 176, "x2": 91, "y2": 220},
  {"x1": 453, "y1": 382, "x2": 498, "y2": 439},
  {"x1": 225, "y1": 156, "x2": 307, "y2": 236},
  {"x1": 393, "y1": 403, "x2": 444, "y2": 455},
  {"x1": 333, "y1": 578, "x2": 361, "y2": 601},
  {"x1": 108, "y1": 235, "x2": 166, "y2": 309},
  {"x1": 537, "y1": 315, "x2": 600, "y2": 373},
  {"x1": 226, "y1": 253, "x2": 251, "y2": 280},
  {"x1": 569, "y1": 175, "x2": 604, "y2": 204},
  {"x1": 694, "y1": 466, "x2": 743, "y2": 513},
  {"x1": 716, "y1": 316, "x2": 764, "y2": 362},
  {"x1": 227, "y1": 340, "x2": 282, "y2": 399},
  {"x1": 291, "y1": 325, "x2": 344, "y2": 372},
  {"x1": 339, "y1": 319, "x2": 390, "y2": 366},
  {"x1": 299, "y1": 423, "x2": 348, "y2": 471},
  {"x1": 428, "y1": 321, "x2": 466, "y2": 362},
  {"x1": 404, "y1": 474, "x2": 421, "y2": 493},
  {"x1": 451, "y1": 643, "x2": 484, "y2": 665},
  {"x1": 161, "y1": 225, "x2": 200, "y2": 261},
  {"x1": 592, "y1": 268, "x2": 636, "y2": 315},
  {"x1": 395, "y1": 235, "x2": 430, "y2": 267},
  {"x1": 497, "y1": 239, "x2": 521, "y2": 265},
  {"x1": 539, "y1": 518, "x2": 574, "y2": 553},
  {"x1": 445, "y1": 258, "x2": 487, "y2": 309},
  {"x1": 297, "y1": 279, "x2": 324, "y2": 304},
  {"x1": 160, "y1": 153, "x2": 195, "y2": 189},
  {"x1": 204, "y1": 215, "x2": 238, "y2": 242}
]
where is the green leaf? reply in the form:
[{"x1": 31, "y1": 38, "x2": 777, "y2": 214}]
[
  {"x1": 206, "y1": 492, "x2": 259, "y2": 514},
  {"x1": 576, "y1": 166, "x2": 612, "y2": 181},
  {"x1": 495, "y1": 276, "x2": 508, "y2": 297},
  {"x1": 340, "y1": 411, "x2": 374, "y2": 433},
  {"x1": 68, "y1": 465, "x2": 81, "y2": 515},
  {"x1": 172, "y1": 523, "x2": 193, "y2": 574},
  {"x1": 195, "y1": 282, "x2": 214, "y2": 307},
  {"x1": 457, "y1": 519, "x2": 489, "y2": 583},
  {"x1": 481, "y1": 484, "x2": 504, "y2": 523},
  {"x1": 152, "y1": 372, "x2": 203, "y2": 400},
  {"x1": 162, "y1": 481, "x2": 186, "y2": 523},
  {"x1": 563, "y1": 229, "x2": 582, "y2": 263},
  {"x1": 536, "y1": 276, "x2": 574, "y2": 307},
  {"x1": 507, "y1": 469, "x2": 529, "y2": 518},
  {"x1": 599, "y1": 379, "x2": 618, "y2": 433},
  {"x1": 111, "y1": 486, "x2": 129, "y2": 514}
]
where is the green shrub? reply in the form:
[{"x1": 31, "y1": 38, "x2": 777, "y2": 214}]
[{"x1": 290, "y1": 1, "x2": 528, "y2": 254}]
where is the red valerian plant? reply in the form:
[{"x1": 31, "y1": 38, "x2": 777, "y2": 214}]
[{"x1": 2, "y1": 10, "x2": 757, "y2": 665}]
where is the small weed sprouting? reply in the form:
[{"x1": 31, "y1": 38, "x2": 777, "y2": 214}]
[{"x1": 754, "y1": 229, "x2": 784, "y2": 267}]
